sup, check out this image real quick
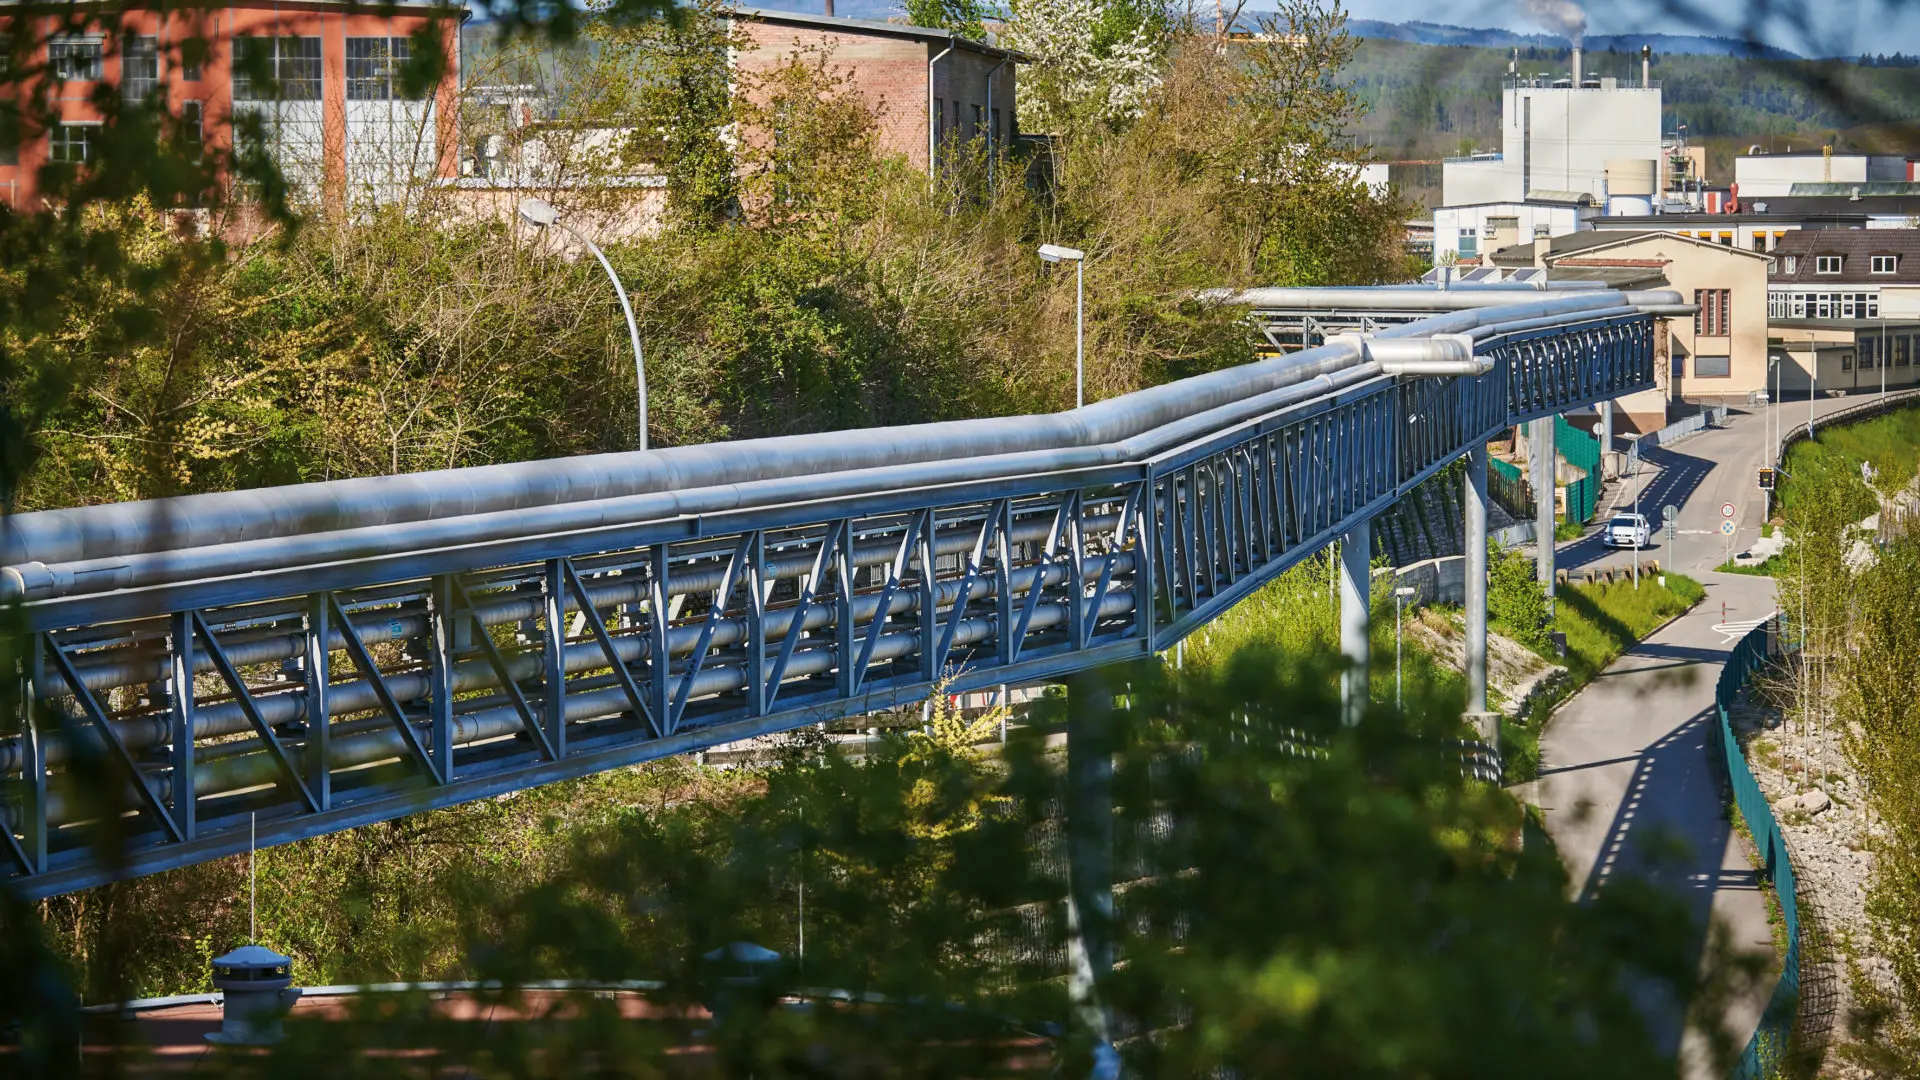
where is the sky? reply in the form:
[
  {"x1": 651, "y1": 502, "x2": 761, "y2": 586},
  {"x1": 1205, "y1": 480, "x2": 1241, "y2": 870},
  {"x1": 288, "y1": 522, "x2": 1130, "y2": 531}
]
[{"x1": 1317, "y1": 0, "x2": 1920, "y2": 59}]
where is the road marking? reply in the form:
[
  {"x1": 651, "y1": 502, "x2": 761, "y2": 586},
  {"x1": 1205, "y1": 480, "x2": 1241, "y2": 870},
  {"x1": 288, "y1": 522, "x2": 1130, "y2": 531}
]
[{"x1": 1711, "y1": 616, "x2": 1775, "y2": 644}]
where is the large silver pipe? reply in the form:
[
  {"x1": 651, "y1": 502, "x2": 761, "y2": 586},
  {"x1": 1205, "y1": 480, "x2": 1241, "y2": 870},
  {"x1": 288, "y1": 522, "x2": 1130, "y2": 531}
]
[
  {"x1": 30, "y1": 591, "x2": 1138, "y2": 827},
  {"x1": 4, "y1": 356, "x2": 1379, "y2": 604}
]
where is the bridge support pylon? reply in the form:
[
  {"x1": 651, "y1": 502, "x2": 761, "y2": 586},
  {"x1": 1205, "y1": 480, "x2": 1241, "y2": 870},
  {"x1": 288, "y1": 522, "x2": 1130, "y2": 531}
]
[
  {"x1": 1463, "y1": 444, "x2": 1498, "y2": 750},
  {"x1": 1599, "y1": 399, "x2": 1614, "y2": 457},
  {"x1": 1338, "y1": 523, "x2": 1370, "y2": 727},
  {"x1": 1065, "y1": 671, "x2": 1114, "y2": 1042},
  {"x1": 1531, "y1": 416, "x2": 1557, "y2": 606}
]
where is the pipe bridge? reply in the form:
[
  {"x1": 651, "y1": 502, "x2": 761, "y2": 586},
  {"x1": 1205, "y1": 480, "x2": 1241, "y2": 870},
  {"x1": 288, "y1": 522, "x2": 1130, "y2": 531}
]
[{"x1": 0, "y1": 286, "x2": 1679, "y2": 897}]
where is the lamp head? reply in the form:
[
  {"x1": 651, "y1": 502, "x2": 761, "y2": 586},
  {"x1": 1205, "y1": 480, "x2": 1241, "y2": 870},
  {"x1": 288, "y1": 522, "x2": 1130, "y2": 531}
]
[
  {"x1": 518, "y1": 196, "x2": 561, "y2": 228},
  {"x1": 1037, "y1": 243, "x2": 1085, "y2": 263}
]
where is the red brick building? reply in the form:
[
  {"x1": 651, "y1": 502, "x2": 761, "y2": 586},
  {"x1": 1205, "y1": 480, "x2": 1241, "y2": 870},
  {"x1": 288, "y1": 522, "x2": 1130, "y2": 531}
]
[
  {"x1": 0, "y1": 0, "x2": 463, "y2": 210},
  {"x1": 730, "y1": 8, "x2": 1022, "y2": 174}
]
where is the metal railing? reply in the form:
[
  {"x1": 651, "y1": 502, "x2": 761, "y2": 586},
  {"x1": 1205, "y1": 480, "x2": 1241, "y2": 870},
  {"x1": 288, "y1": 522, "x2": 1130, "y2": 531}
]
[
  {"x1": 1715, "y1": 620, "x2": 1800, "y2": 1080},
  {"x1": 0, "y1": 291, "x2": 1667, "y2": 897},
  {"x1": 1623, "y1": 403, "x2": 1728, "y2": 476}
]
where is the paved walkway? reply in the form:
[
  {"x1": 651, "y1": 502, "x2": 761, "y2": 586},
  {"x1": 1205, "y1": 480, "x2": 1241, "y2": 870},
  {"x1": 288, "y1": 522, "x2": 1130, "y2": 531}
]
[
  {"x1": 1536, "y1": 571, "x2": 1775, "y2": 1076},
  {"x1": 1532, "y1": 402, "x2": 1842, "y2": 1077}
]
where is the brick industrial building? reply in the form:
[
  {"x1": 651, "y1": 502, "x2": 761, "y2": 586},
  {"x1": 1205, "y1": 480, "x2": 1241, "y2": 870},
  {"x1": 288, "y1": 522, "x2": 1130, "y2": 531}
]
[
  {"x1": 0, "y1": 0, "x2": 463, "y2": 210},
  {"x1": 730, "y1": 8, "x2": 1023, "y2": 174}
]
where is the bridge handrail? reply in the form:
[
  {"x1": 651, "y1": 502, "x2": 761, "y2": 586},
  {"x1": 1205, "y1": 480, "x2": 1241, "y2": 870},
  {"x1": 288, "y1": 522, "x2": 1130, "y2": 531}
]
[{"x1": 1715, "y1": 619, "x2": 1801, "y2": 1079}]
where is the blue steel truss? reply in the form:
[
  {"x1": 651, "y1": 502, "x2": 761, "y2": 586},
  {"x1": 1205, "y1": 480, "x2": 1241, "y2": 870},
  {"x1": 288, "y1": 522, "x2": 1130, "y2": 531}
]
[{"x1": 0, "y1": 313, "x2": 1652, "y2": 897}]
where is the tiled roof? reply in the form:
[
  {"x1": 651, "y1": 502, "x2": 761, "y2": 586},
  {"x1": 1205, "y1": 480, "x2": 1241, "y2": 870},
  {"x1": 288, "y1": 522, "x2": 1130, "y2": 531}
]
[{"x1": 1770, "y1": 230, "x2": 1920, "y2": 284}]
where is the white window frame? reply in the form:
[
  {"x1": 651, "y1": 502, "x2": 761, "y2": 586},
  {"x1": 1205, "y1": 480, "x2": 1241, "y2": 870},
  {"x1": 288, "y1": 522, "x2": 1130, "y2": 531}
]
[
  {"x1": 1816, "y1": 254, "x2": 1843, "y2": 275},
  {"x1": 1872, "y1": 254, "x2": 1898, "y2": 275}
]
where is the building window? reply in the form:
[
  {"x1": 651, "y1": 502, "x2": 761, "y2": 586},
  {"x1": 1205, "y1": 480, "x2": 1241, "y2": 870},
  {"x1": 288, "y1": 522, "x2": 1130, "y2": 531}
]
[
  {"x1": 181, "y1": 100, "x2": 203, "y2": 160},
  {"x1": 1842, "y1": 352, "x2": 1853, "y2": 372},
  {"x1": 49, "y1": 39, "x2": 103, "y2": 81},
  {"x1": 934, "y1": 97, "x2": 943, "y2": 142},
  {"x1": 971, "y1": 103, "x2": 983, "y2": 139},
  {"x1": 122, "y1": 35, "x2": 159, "y2": 101},
  {"x1": 1695, "y1": 355, "x2": 1732, "y2": 378},
  {"x1": 347, "y1": 37, "x2": 422, "y2": 101},
  {"x1": 1862, "y1": 341, "x2": 1879, "y2": 369},
  {"x1": 233, "y1": 36, "x2": 323, "y2": 101},
  {"x1": 1694, "y1": 288, "x2": 1731, "y2": 337},
  {"x1": 1457, "y1": 234, "x2": 1478, "y2": 259},
  {"x1": 1873, "y1": 254, "x2": 1898, "y2": 275},
  {"x1": 1719, "y1": 232, "x2": 1733, "y2": 246},
  {"x1": 1817, "y1": 254, "x2": 1843, "y2": 274},
  {"x1": 1900, "y1": 337, "x2": 1914, "y2": 367},
  {"x1": 1751, "y1": 234, "x2": 1765, "y2": 253},
  {"x1": 1784, "y1": 255, "x2": 1798, "y2": 275},
  {"x1": 49, "y1": 123, "x2": 96, "y2": 163}
]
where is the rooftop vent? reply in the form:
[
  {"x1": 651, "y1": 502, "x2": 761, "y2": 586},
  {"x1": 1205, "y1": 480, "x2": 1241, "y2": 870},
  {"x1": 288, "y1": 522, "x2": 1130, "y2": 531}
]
[{"x1": 206, "y1": 945, "x2": 301, "y2": 1046}]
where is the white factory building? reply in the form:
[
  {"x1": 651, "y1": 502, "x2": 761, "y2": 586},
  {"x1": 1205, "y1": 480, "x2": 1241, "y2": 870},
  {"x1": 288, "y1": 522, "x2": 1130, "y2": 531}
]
[
  {"x1": 1731, "y1": 152, "x2": 1915, "y2": 199},
  {"x1": 1441, "y1": 51, "x2": 1663, "y2": 209}
]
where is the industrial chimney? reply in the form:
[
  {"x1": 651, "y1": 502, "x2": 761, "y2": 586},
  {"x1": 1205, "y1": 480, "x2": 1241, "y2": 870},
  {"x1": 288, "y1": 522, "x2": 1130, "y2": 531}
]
[
  {"x1": 1641, "y1": 45, "x2": 1651, "y2": 88},
  {"x1": 824, "y1": 0, "x2": 833, "y2": 15},
  {"x1": 1572, "y1": 46, "x2": 1582, "y2": 89}
]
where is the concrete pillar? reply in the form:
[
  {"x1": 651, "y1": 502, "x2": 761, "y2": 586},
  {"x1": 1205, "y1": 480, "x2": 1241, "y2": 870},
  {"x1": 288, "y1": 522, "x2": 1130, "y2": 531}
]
[
  {"x1": 1464, "y1": 446, "x2": 1490, "y2": 717},
  {"x1": 1599, "y1": 399, "x2": 1614, "y2": 455},
  {"x1": 1065, "y1": 671, "x2": 1113, "y2": 1041},
  {"x1": 1338, "y1": 525, "x2": 1371, "y2": 726},
  {"x1": 1531, "y1": 417, "x2": 1556, "y2": 603}
]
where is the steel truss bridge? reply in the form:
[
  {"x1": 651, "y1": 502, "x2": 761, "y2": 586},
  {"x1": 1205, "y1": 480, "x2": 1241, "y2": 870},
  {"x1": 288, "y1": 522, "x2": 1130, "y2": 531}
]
[{"x1": 0, "y1": 286, "x2": 1681, "y2": 897}]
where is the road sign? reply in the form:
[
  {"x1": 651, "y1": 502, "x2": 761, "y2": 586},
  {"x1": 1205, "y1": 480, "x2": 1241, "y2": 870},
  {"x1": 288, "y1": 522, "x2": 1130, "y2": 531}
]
[
  {"x1": 1720, "y1": 520, "x2": 1736, "y2": 536},
  {"x1": 1721, "y1": 502, "x2": 1737, "y2": 519},
  {"x1": 1662, "y1": 504, "x2": 1677, "y2": 523}
]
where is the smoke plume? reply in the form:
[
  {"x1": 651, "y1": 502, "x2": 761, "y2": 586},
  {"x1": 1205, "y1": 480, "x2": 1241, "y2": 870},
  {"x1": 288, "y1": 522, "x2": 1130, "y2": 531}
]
[{"x1": 1520, "y1": 0, "x2": 1586, "y2": 47}]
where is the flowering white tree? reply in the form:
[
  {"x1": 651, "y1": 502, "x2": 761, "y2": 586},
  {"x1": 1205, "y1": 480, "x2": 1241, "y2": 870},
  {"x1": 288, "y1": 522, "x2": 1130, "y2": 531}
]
[{"x1": 1004, "y1": 0, "x2": 1167, "y2": 132}]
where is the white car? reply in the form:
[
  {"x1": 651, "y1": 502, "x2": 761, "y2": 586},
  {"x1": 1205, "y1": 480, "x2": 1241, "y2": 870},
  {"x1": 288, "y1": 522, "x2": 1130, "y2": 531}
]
[{"x1": 1603, "y1": 513, "x2": 1651, "y2": 549}]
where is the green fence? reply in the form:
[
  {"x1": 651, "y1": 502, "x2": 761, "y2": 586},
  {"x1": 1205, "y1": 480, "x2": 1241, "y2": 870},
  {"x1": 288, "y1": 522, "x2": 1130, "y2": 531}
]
[
  {"x1": 1717, "y1": 622, "x2": 1800, "y2": 1079},
  {"x1": 1556, "y1": 415, "x2": 1600, "y2": 525},
  {"x1": 1489, "y1": 420, "x2": 1599, "y2": 526}
]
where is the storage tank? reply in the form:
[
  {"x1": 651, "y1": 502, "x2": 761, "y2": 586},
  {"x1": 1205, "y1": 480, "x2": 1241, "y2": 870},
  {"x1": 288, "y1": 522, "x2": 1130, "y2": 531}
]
[
  {"x1": 1605, "y1": 158, "x2": 1658, "y2": 196},
  {"x1": 1607, "y1": 195, "x2": 1655, "y2": 216}
]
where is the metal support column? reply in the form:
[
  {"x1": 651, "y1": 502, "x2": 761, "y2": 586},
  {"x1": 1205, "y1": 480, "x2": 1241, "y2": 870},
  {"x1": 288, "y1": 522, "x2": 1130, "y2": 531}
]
[
  {"x1": 1463, "y1": 445, "x2": 1496, "y2": 748},
  {"x1": 1532, "y1": 416, "x2": 1556, "y2": 604},
  {"x1": 1338, "y1": 524, "x2": 1370, "y2": 727},
  {"x1": 1599, "y1": 400, "x2": 1614, "y2": 457},
  {"x1": 1065, "y1": 670, "x2": 1113, "y2": 1043}
]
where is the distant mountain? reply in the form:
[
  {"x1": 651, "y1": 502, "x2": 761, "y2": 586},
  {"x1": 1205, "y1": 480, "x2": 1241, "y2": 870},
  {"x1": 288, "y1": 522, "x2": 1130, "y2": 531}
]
[{"x1": 1345, "y1": 19, "x2": 1803, "y2": 61}]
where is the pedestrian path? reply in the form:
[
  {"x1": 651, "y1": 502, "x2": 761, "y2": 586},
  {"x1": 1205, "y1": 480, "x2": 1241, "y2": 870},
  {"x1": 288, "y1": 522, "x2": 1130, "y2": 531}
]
[{"x1": 1534, "y1": 571, "x2": 1777, "y2": 1079}]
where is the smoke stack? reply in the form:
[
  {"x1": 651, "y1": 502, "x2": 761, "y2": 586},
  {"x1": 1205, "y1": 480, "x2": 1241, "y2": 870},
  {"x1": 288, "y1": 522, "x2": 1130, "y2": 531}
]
[
  {"x1": 824, "y1": 0, "x2": 833, "y2": 15},
  {"x1": 1642, "y1": 45, "x2": 1651, "y2": 88},
  {"x1": 1572, "y1": 46, "x2": 1582, "y2": 88}
]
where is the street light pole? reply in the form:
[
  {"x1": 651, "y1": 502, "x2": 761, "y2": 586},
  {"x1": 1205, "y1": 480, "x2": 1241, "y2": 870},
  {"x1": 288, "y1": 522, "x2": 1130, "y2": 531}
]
[
  {"x1": 1038, "y1": 244, "x2": 1088, "y2": 408},
  {"x1": 1393, "y1": 585, "x2": 1415, "y2": 710},
  {"x1": 520, "y1": 197, "x2": 648, "y2": 451}
]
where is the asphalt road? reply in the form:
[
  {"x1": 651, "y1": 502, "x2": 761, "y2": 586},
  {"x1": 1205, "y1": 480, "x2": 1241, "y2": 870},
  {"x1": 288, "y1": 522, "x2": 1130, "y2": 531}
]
[{"x1": 1533, "y1": 397, "x2": 1864, "y2": 1078}]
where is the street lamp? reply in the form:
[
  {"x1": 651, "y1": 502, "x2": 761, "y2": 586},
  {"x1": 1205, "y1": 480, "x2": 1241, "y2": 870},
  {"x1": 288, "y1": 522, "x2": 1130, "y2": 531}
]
[
  {"x1": 519, "y1": 197, "x2": 649, "y2": 451},
  {"x1": 1393, "y1": 585, "x2": 1416, "y2": 710},
  {"x1": 1038, "y1": 243, "x2": 1086, "y2": 409}
]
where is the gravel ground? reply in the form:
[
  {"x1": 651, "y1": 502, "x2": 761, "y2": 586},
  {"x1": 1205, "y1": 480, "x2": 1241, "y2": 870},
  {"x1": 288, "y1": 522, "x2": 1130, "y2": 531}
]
[{"x1": 1729, "y1": 681, "x2": 1895, "y2": 1079}]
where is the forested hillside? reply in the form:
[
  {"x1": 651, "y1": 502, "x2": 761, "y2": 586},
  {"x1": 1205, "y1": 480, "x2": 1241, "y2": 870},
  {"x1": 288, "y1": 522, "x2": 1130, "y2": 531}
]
[{"x1": 1347, "y1": 38, "x2": 1920, "y2": 176}]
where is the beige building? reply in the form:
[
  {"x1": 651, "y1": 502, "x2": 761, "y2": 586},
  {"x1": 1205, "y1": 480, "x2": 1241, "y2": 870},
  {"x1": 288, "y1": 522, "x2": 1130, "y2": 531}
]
[{"x1": 1492, "y1": 229, "x2": 1770, "y2": 429}]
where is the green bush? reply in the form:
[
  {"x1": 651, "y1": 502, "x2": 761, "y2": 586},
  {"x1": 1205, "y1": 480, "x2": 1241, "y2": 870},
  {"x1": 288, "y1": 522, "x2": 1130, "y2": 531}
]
[{"x1": 1489, "y1": 543, "x2": 1551, "y2": 651}]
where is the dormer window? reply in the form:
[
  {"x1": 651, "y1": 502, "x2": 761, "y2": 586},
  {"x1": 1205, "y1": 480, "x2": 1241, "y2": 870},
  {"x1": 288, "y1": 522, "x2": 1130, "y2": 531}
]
[
  {"x1": 1784, "y1": 255, "x2": 1798, "y2": 275},
  {"x1": 1873, "y1": 254, "x2": 1898, "y2": 275},
  {"x1": 1817, "y1": 255, "x2": 1844, "y2": 274}
]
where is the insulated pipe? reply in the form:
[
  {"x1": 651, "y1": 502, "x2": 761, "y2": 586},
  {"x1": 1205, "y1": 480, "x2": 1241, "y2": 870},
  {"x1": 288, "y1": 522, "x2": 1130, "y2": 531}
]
[
  {"x1": 3, "y1": 355, "x2": 1383, "y2": 604},
  {"x1": 0, "y1": 293, "x2": 1682, "y2": 583},
  {"x1": 1327, "y1": 333, "x2": 1489, "y2": 377},
  {"x1": 1463, "y1": 445, "x2": 1489, "y2": 718}
]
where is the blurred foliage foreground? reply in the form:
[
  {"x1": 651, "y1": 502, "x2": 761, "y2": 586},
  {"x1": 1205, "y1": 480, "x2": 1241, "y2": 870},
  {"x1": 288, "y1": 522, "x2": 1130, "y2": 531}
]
[{"x1": 2, "y1": 650, "x2": 1761, "y2": 1078}]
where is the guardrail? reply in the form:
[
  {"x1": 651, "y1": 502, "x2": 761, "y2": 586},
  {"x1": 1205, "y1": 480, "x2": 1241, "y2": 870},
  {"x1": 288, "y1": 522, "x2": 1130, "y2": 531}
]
[
  {"x1": 1624, "y1": 403, "x2": 1728, "y2": 475},
  {"x1": 1773, "y1": 387, "x2": 1920, "y2": 470},
  {"x1": 1715, "y1": 619, "x2": 1799, "y2": 1080}
]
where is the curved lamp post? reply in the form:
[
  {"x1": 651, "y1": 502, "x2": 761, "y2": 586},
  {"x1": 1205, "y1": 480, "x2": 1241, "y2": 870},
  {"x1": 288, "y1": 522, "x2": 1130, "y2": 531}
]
[
  {"x1": 1038, "y1": 243, "x2": 1086, "y2": 408},
  {"x1": 519, "y1": 196, "x2": 648, "y2": 451}
]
